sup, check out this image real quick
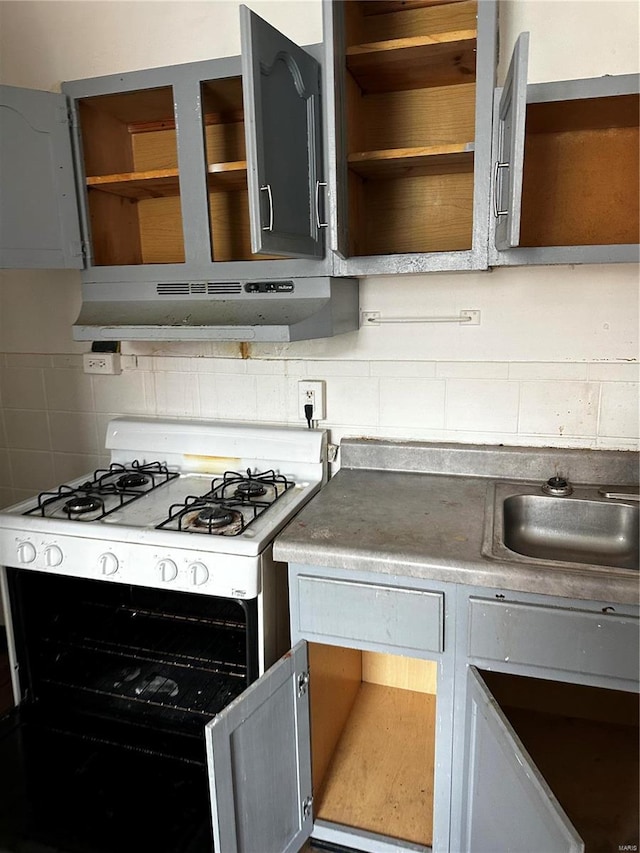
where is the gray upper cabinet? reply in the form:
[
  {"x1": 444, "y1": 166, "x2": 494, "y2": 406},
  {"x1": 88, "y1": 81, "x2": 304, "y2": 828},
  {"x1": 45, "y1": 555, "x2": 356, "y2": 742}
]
[
  {"x1": 490, "y1": 36, "x2": 640, "y2": 266},
  {"x1": 493, "y1": 32, "x2": 529, "y2": 251},
  {"x1": 2, "y1": 12, "x2": 331, "y2": 281},
  {"x1": 0, "y1": 86, "x2": 83, "y2": 269},
  {"x1": 461, "y1": 667, "x2": 584, "y2": 853},
  {"x1": 205, "y1": 640, "x2": 313, "y2": 853},
  {"x1": 324, "y1": 0, "x2": 498, "y2": 276},
  {"x1": 240, "y1": 6, "x2": 324, "y2": 259}
]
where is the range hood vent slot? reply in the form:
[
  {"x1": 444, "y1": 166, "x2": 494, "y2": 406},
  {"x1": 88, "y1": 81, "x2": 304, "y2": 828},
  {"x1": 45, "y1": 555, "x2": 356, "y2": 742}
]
[{"x1": 157, "y1": 283, "x2": 242, "y2": 297}]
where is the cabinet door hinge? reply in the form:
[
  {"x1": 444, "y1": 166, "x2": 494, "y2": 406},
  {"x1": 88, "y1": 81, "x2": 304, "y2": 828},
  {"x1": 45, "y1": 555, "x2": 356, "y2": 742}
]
[
  {"x1": 297, "y1": 670, "x2": 310, "y2": 697},
  {"x1": 69, "y1": 240, "x2": 86, "y2": 260},
  {"x1": 57, "y1": 105, "x2": 71, "y2": 125},
  {"x1": 302, "y1": 795, "x2": 313, "y2": 821}
]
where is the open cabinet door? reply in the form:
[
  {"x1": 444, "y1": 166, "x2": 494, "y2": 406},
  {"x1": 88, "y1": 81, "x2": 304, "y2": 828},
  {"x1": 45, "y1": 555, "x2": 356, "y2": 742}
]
[
  {"x1": 494, "y1": 32, "x2": 529, "y2": 251},
  {"x1": 462, "y1": 667, "x2": 584, "y2": 853},
  {"x1": 205, "y1": 640, "x2": 313, "y2": 853},
  {"x1": 240, "y1": 5, "x2": 324, "y2": 260},
  {"x1": 0, "y1": 86, "x2": 83, "y2": 269}
]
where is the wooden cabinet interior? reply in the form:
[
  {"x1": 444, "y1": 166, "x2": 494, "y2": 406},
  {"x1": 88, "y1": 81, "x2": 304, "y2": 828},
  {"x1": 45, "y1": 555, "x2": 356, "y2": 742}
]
[
  {"x1": 78, "y1": 87, "x2": 185, "y2": 265},
  {"x1": 308, "y1": 643, "x2": 437, "y2": 846},
  {"x1": 519, "y1": 93, "x2": 640, "y2": 248},
  {"x1": 482, "y1": 670, "x2": 639, "y2": 851},
  {"x1": 343, "y1": 0, "x2": 477, "y2": 257}
]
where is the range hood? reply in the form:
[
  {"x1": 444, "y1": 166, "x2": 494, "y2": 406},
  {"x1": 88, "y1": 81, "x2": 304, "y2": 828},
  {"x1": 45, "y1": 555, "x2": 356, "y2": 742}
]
[{"x1": 73, "y1": 277, "x2": 359, "y2": 342}]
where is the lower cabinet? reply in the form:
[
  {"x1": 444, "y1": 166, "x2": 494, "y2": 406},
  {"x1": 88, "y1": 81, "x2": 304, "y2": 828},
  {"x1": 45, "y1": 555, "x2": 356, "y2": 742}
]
[
  {"x1": 455, "y1": 589, "x2": 640, "y2": 853},
  {"x1": 205, "y1": 567, "x2": 453, "y2": 853}
]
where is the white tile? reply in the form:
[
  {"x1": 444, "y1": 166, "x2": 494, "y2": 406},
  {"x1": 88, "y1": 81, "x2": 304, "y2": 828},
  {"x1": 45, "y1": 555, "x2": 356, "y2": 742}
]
[
  {"x1": 0, "y1": 487, "x2": 15, "y2": 510},
  {"x1": 95, "y1": 415, "x2": 114, "y2": 451},
  {"x1": 519, "y1": 381, "x2": 600, "y2": 438},
  {"x1": 4, "y1": 354, "x2": 52, "y2": 369},
  {"x1": 197, "y1": 373, "x2": 219, "y2": 418},
  {"x1": 370, "y1": 361, "x2": 437, "y2": 378},
  {"x1": 9, "y1": 450, "x2": 56, "y2": 491},
  {"x1": 446, "y1": 379, "x2": 520, "y2": 433},
  {"x1": 53, "y1": 453, "x2": 103, "y2": 483},
  {"x1": 598, "y1": 383, "x2": 640, "y2": 438},
  {"x1": 379, "y1": 378, "x2": 445, "y2": 429},
  {"x1": 141, "y1": 372, "x2": 157, "y2": 413},
  {"x1": 283, "y1": 360, "x2": 307, "y2": 378},
  {"x1": 0, "y1": 449, "x2": 10, "y2": 486},
  {"x1": 508, "y1": 363, "x2": 589, "y2": 381},
  {"x1": 327, "y1": 377, "x2": 380, "y2": 427},
  {"x1": 596, "y1": 436, "x2": 640, "y2": 451},
  {"x1": 13, "y1": 488, "x2": 42, "y2": 503},
  {"x1": 92, "y1": 372, "x2": 148, "y2": 414},
  {"x1": 49, "y1": 412, "x2": 99, "y2": 453},
  {"x1": 0, "y1": 367, "x2": 46, "y2": 409},
  {"x1": 214, "y1": 375, "x2": 258, "y2": 421},
  {"x1": 437, "y1": 362, "x2": 509, "y2": 379},
  {"x1": 256, "y1": 376, "x2": 288, "y2": 424},
  {"x1": 190, "y1": 357, "x2": 247, "y2": 374},
  {"x1": 51, "y1": 354, "x2": 84, "y2": 369},
  {"x1": 303, "y1": 360, "x2": 370, "y2": 377},
  {"x1": 4, "y1": 410, "x2": 50, "y2": 450},
  {"x1": 588, "y1": 363, "x2": 640, "y2": 382},
  {"x1": 44, "y1": 368, "x2": 93, "y2": 412},
  {"x1": 155, "y1": 372, "x2": 200, "y2": 417},
  {"x1": 153, "y1": 356, "x2": 196, "y2": 373},
  {"x1": 246, "y1": 360, "x2": 286, "y2": 376}
]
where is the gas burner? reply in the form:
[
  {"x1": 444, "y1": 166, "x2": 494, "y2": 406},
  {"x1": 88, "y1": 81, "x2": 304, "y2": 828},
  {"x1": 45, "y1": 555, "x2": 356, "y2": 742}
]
[
  {"x1": 234, "y1": 481, "x2": 267, "y2": 498},
  {"x1": 195, "y1": 507, "x2": 235, "y2": 528},
  {"x1": 63, "y1": 495, "x2": 104, "y2": 516},
  {"x1": 116, "y1": 473, "x2": 150, "y2": 490},
  {"x1": 181, "y1": 504, "x2": 244, "y2": 536}
]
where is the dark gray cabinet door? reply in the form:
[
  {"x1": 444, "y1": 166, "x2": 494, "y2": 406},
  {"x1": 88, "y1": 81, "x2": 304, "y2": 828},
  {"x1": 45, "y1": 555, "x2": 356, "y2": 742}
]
[
  {"x1": 240, "y1": 6, "x2": 324, "y2": 260},
  {"x1": 494, "y1": 32, "x2": 529, "y2": 251},
  {"x1": 0, "y1": 85, "x2": 83, "y2": 269},
  {"x1": 462, "y1": 667, "x2": 583, "y2": 853},
  {"x1": 205, "y1": 640, "x2": 313, "y2": 853}
]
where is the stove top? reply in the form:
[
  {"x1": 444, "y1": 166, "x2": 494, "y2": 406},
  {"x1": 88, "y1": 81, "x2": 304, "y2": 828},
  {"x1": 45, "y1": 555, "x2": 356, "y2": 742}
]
[{"x1": 0, "y1": 417, "x2": 327, "y2": 598}]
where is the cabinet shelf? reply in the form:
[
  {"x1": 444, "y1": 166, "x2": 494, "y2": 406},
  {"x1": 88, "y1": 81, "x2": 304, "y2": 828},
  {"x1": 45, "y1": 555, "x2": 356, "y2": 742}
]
[
  {"x1": 348, "y1": 142, "x2": 474, "y2": 179},
  {"x1": 207, "y1": 160, "x2": 248, "y2": 192},
  {"x1": 346, "y1": 29, "x2": 477, "y2": 93},
  {"x1": 86, "y1": 169, "x2": 180, "y2": 201}
]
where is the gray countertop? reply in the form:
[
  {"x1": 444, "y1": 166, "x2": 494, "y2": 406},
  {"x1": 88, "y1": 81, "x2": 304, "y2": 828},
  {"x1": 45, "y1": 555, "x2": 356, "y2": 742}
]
[{"x1": 274, "y1": 439, "x2": 640, "y2": 606}]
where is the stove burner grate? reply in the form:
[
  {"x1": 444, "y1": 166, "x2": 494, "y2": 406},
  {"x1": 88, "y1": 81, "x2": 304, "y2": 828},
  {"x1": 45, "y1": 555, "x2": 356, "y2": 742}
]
[
  {"x1": 156, "y1": 468, "x2": 294, "y2": 536},
  {"x1": 24, "y1": 460, "x2": 178, "y2": 522}
]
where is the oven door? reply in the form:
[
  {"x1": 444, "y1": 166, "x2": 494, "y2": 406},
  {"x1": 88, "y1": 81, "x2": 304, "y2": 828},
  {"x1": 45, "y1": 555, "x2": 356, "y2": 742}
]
[{"x1": 205, "y1": 640, "x2": 313, "y2": 853}]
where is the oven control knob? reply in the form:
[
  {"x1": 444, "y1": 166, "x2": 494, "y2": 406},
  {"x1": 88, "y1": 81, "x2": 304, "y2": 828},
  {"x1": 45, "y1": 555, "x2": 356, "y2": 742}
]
[
  {"x1": 189, "y1": 562, "x2": 209, "y2": 586},
  {"x1": 44, "y1": 545, "x2": 64, "y2": 568},
  {"x1": 17, "y1": 541, "x2": 36, "y2": 564},
  {"x1": 99, "y1": 553, "x2": 119, "y2": 576},
  {"x1": 158, "y1": 559, "x2": 178, "y2": 582}
]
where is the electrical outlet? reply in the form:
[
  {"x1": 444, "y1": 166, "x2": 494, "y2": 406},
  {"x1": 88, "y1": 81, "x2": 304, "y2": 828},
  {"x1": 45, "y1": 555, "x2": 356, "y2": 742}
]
[
  {"x1": 298, "y1": 380, "x2": 326, "y2": 422},
  {"x1": 83, "y1": 353, "x2": 122, "y2": 375}
]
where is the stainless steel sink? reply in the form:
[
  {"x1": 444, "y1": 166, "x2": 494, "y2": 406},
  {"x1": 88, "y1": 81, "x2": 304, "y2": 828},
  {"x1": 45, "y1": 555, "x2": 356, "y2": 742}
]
[{"x1": 484, "y1": 483, "x2": 640, "y2": 572}]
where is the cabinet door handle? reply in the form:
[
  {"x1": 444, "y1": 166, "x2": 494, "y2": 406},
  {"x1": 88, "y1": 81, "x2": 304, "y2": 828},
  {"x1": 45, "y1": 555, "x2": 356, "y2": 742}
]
[
  {"x1": 260, "y1": 184, "x2": 274, "y2": 232},
  {"x1": 315, "y1": 180, "x2": 328, "y2": 229},
  {"x1": 493, "y1": 161, "x2": 509, "y2": 218}
]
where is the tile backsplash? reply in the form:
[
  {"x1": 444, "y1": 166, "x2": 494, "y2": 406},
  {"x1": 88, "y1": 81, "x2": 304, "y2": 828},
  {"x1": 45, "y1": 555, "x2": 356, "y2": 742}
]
[{"x1": 1, "y1": 353, "x2": 638, "y2": 508}]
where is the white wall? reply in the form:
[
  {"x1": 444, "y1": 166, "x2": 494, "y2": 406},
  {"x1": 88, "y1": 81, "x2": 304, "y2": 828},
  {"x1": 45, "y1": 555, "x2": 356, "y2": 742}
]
[{"x1": 0, "y1": 0, "x2": 638, "y2": 507}]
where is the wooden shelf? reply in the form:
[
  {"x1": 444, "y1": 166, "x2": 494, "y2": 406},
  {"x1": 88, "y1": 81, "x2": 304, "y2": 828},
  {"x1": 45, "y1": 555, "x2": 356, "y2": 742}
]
[
  {"x1": 86, "y1": 168, "x2": 180, "y2": 200},
  {"x1": 346, "y1": 29, "x2": 477, "y2": 93},
  {"x1": 348, "y1": 143, "x2": 474, "y2": 179},
  {"x1": 361, "y1": 0, "x2": 469, "y2": 12},
  {"x1": 207, "y1": 160, "x2": 248, "y2": 192}
]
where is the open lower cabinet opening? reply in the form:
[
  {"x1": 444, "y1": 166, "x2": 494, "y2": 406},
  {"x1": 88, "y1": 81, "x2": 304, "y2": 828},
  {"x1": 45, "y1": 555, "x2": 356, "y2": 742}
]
[
  {"x1": 481, "y1": 669, "x2": 639, "y2": 852},
  {"x1": 519, "y1": 92, "x2": 640, "y2": 248},
  {"x1": 342, "y1": 0, "x2": 477, "y2": 257},
  {"x1": 78, "y1": 87, "x2": 186, "y2": 266},
  {"x1": 0, "y1": 570, "x2": 258, "y2": 853},
  {"x1": 309, "y1": 643, "x2": 437, "y2": 847}
]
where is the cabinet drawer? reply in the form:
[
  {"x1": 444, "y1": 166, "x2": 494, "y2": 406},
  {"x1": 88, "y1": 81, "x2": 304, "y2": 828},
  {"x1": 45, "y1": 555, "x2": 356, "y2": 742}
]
[
  {"x1": 468, "y1": 597, "x2": 639, "y2": 684},
  {"x1": 295, "y1": 576, "x2": 444, "y2": 653}
]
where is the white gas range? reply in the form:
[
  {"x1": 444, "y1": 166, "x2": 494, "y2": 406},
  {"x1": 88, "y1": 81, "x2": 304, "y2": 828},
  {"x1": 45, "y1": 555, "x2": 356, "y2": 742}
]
[
  {"x1": 0, "y1": 417, "x2": 327, "y2": 853},
  {"x1": 0, "y1": 417, "x2": 326, "y2": 596}
]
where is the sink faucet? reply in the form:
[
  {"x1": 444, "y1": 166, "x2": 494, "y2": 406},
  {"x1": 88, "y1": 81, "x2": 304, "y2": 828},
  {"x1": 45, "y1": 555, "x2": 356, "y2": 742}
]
[
  {"x1": 598, "y1": 486, "x2": 640, "y2": 502},
  {"x1": 542, "y1": 476, "x2": 573, "y2": 496}
]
